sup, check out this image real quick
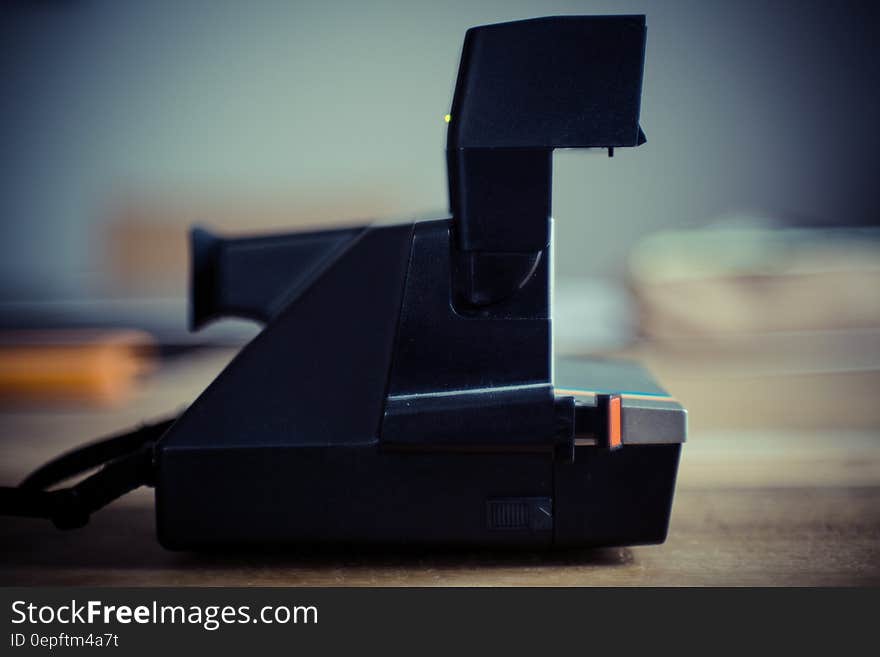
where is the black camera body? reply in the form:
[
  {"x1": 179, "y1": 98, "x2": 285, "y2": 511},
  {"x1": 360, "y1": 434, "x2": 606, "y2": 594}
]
[{"x1": 155, "y1": 15, "x2": 686, "y2": 550}]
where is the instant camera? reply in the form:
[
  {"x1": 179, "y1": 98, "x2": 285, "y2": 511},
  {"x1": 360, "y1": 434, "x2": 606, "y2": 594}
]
[{"x1": 2, "y1": 16, "x2": 685, "y2": 550}]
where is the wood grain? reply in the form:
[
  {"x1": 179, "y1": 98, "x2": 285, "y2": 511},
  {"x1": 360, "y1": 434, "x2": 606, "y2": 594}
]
[{"x1": 1, "y1": 345, "x2": 878, "y2": 586}]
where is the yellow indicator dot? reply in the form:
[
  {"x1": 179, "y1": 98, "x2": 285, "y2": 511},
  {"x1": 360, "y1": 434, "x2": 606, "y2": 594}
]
[{"x1": 444, "y1": 114, "x2": 451, "y2": 123}]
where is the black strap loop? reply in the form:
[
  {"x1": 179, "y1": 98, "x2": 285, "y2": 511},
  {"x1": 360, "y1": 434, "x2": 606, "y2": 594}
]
[{"x1": 0, "y1": 415, "x2": 176, "y2": 529}]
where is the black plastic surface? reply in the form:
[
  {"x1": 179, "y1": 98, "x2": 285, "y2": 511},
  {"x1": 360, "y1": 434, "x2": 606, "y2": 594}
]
[
  {"x1": 447, "y1": 14, "x2": 648, "y2": 287},
  {"x1": 162, "y1": 223, "x2": 413, "y2": 451},
  {"x1": 447, "y1": 16, "x2": 647, "y2": 150},
  {"x1": 190, "y1": 225, "x2": 362, "y2": 329}
]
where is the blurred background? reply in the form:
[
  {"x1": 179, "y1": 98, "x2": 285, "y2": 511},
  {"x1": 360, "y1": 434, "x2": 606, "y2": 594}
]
[{"x1": 1, "y1": 1, "x2": 879, "y2": 522}]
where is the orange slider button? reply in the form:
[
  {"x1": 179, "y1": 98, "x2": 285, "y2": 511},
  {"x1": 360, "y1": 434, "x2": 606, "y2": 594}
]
[{"x1": 608, "y1": 394, "x2": 622, "y2": 449}]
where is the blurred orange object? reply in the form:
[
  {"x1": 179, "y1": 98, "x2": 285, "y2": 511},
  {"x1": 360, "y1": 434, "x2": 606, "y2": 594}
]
[{"x1": 0, "y1": 330, "x2": 157, "y2": 407}]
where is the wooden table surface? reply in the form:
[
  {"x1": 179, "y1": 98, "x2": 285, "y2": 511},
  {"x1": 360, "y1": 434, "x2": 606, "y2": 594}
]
[{"x1": 2, "y1": 339, "x2": 879, "y2": 586}]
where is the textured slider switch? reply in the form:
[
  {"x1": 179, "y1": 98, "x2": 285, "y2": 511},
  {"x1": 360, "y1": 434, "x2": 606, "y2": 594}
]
[{"x1": 487, "y1": 497, "x2": 553, "y2": 531}]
